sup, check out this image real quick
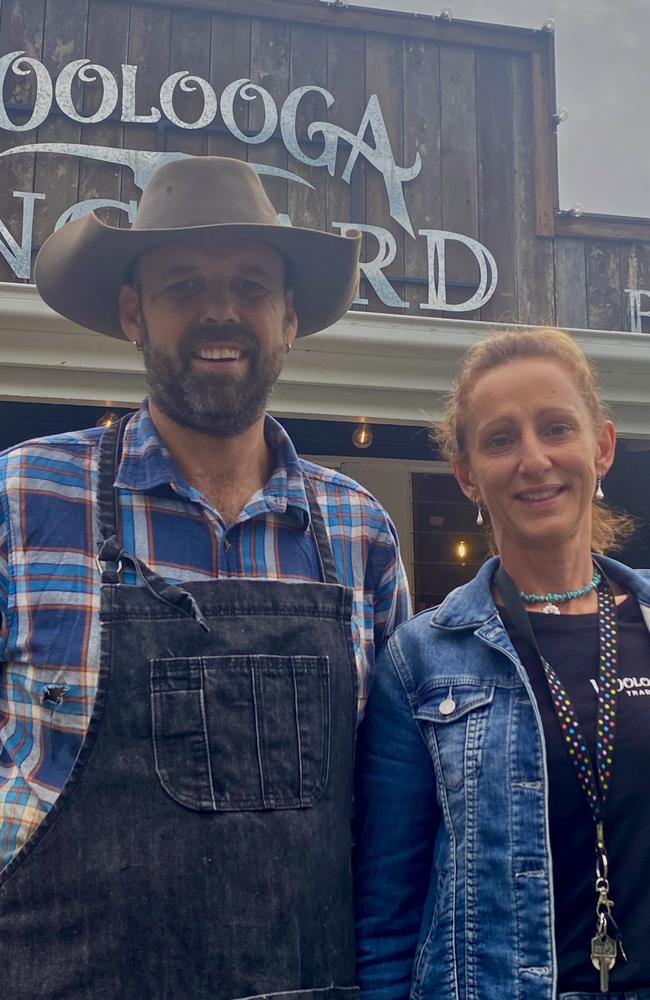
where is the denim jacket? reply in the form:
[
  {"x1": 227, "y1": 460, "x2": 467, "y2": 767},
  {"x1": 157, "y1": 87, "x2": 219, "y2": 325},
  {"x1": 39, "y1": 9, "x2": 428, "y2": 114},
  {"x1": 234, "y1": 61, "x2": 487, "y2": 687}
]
[{"x1": 354, "y1": 556, "x2": 650, "y2": 1000}]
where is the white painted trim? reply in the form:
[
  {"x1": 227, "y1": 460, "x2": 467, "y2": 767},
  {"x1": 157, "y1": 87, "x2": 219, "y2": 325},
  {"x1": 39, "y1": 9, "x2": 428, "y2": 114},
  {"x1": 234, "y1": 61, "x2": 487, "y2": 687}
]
[{"x1": 3, "y1": 282, "x2": 650, "y2": 436}]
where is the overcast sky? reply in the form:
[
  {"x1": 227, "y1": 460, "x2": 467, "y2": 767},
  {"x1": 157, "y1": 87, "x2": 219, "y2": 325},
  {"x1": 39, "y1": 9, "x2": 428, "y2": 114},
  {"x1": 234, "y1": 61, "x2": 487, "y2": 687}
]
[{"x1": 345, "y1": 0, "x2": 649, "y2": 218}]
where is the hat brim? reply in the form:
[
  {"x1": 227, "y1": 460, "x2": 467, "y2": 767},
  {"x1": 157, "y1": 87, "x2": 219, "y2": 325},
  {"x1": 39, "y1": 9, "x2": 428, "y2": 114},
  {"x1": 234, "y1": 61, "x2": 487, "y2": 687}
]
[{"x1": 34, "y1": 212, "x2": 361, "y2": 339}]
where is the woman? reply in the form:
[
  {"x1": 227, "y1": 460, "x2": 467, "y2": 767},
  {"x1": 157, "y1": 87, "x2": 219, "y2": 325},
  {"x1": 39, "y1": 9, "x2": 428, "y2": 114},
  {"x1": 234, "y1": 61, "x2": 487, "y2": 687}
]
[{"x1": 354, "y1": 328, "x2": 650, "y2": 1000}]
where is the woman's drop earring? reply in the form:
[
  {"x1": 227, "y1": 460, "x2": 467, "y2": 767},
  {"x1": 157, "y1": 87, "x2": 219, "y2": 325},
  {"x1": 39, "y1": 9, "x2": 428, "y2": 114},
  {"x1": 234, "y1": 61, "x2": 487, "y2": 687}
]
[
  {"x1": 595, "y1": 476, "x2": 604, "y2": 500},
  {"x1": 476, "y1": 505, "x2": 484, "y2": 527}
]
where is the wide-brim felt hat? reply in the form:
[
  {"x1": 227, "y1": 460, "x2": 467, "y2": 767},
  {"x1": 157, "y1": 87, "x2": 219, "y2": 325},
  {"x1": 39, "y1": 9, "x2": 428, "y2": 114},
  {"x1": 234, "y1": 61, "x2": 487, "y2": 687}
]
[{"x1": 34, "y1": 156, "x2": 362, "y2": 339}]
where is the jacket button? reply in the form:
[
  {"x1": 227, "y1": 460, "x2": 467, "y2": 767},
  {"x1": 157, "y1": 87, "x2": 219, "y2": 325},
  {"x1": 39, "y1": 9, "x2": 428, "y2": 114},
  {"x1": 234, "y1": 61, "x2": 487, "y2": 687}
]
[{"x1": 439, "y1": 697, "x2": 456, "y2": 715}]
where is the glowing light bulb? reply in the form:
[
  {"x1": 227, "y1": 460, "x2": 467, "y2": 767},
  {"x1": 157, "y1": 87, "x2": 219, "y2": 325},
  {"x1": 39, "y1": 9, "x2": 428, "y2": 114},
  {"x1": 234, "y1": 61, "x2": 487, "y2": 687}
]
[
  {"x1": 96, "y1": 411, "x2": 119, "y2": 428},
  {"x1": 352, "y1": 421, "x2": 373, "y2": 449},
  {"x1": 455, "y1": 540, "x2": 468, "y2": 562}
]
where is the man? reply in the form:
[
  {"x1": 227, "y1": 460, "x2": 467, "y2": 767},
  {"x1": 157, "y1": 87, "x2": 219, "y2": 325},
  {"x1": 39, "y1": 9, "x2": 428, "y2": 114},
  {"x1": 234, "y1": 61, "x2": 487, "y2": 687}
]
[{"x1": 0, "y1": 156, "x2": 410, "y2": 1000}]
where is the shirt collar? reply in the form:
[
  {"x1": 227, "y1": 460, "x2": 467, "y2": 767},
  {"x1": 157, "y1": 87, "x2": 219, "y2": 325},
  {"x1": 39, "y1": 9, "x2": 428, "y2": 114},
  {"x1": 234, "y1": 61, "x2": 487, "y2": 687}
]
[{"x1": 113, "y1": 401, "x2": 310, "y2": 529}]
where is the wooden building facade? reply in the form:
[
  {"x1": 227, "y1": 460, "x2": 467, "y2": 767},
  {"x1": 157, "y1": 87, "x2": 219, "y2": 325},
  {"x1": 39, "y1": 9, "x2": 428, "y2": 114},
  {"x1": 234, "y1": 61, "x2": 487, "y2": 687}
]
[{"x1": 2, "y1": 0, "x2": 650, "y2": 605}]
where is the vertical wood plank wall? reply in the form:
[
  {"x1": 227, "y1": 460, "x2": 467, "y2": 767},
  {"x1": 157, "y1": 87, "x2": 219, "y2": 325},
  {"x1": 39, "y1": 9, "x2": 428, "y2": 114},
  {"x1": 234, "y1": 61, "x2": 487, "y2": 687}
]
[{"x1": 0, "y1": 0, "x2": 648, "y2": 333}]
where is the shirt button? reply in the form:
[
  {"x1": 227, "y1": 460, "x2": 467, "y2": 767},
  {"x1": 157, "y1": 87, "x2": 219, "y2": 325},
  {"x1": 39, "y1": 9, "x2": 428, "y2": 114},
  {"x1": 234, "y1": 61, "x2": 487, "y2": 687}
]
[{"x1": 223, "y1": 539, "x2": 231, "y2": 551}]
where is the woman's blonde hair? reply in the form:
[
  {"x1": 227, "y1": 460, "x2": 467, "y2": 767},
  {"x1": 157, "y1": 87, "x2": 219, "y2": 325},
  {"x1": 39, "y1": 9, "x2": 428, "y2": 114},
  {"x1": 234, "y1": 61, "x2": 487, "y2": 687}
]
[{"x1": 435, "y1": 327, "x2": 635, "y2": 553}]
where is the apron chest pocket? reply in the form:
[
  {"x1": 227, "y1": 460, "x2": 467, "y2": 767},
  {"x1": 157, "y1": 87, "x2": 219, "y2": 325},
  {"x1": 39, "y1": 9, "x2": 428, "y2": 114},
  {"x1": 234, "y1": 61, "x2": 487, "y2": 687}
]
[{"x1": 150, "y1": 654, "x2": 331, "y2": 812}]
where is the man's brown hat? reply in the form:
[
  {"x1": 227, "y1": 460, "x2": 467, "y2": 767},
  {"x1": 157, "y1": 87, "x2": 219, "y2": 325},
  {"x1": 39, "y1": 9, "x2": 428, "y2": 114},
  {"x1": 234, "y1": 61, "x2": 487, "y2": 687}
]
[{"x1": 34, "y1": 156, "x2": 361, "y2": 339}]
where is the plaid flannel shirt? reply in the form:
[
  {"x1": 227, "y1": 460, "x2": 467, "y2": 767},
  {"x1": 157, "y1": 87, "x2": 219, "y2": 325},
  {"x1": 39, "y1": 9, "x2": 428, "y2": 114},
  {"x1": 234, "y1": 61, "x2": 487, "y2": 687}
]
[{"x1": 0, "y1": 403, "x2": 410, "y2": 868}]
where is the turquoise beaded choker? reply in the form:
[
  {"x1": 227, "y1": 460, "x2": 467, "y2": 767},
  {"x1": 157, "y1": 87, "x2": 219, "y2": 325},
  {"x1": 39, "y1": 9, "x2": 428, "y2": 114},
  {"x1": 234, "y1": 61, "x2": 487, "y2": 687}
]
[{"x1": 518, "y1": 567, "x2": 602, "y2": 615}]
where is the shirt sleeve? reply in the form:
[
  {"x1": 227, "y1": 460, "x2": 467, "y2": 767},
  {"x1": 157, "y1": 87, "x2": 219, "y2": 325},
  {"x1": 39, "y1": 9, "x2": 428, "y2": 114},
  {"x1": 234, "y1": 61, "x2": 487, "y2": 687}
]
[
  {"x1": 354, "y1": 637, "x2": 439, "y2": 1000},
  {"x1": 370, "y1": 513, "x2": 412, "y2": 657},
  {"x1": 0, "y1": 500, "x2": 8, "y2": 661}
]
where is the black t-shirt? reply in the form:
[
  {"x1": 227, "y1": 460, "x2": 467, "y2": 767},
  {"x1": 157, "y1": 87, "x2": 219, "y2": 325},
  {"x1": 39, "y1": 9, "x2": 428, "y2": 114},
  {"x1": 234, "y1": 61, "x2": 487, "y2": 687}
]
[{"x1": 500, "y1": 595, "x2": 650, "y2": 992}]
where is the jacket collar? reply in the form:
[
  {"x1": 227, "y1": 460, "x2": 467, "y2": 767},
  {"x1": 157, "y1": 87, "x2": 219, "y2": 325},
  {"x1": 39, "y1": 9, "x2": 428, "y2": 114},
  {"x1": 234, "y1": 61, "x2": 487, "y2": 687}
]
[
  {"x1": 430, "y1": 557, "x2": 501, "y2": 631},
  {"x1": 430, "y1": 554, "x2": 650, "y2": 632}
]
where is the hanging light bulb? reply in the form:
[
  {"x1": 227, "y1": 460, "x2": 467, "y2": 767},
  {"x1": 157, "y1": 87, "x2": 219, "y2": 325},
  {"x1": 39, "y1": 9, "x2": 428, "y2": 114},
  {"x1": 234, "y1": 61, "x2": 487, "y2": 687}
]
[
  {"x1": 96, "y1": 411, "x2": 120, "y2": 428},
  {"x1": 439, "y1": 5, "x2": 455, "y2": 21},
  {"x1": 569, "y1": 202, "x2": 585, "y2": 218},
  {"x1": 352, "y1": 421, "x2": 373, "y2": 450},
  {"x1": 455, "y1": 539, "x2": 469, "y2": 564}
]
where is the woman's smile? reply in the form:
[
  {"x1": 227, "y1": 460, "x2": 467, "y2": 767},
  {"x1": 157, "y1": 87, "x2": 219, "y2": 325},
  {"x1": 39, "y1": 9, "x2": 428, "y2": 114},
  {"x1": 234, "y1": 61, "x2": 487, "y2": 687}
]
[{"x1": 514, "y1": 483, "x2": 567, "y2": 506}]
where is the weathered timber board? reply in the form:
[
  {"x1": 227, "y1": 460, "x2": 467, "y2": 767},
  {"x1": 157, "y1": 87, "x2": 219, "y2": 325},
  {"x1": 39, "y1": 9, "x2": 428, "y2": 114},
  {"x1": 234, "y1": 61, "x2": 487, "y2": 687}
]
[
  {"x1": 554, "y1": 238, "x2": 588, "y2": 330},
  {"x1": 325, "y1": 24, "x2": 366, "y2": 307},
  {"x1": 586, "y1": 240, "x2": 623, "y2": 331},
  {"x1": 33, "y1": 0, "x2": 88, "y2": 252},
  {"x1": 531, "y1": 49, "x2": 555, "y2": 236},
  {"x1": 78, "y1": 0, "x2": 130, "y2": 229},
  {"x1": 512, "y1": 52, "x2": 554, "y2": 326},
  {"x1": 439, "y1": 44, "x2": 478, "y2": 316},
  {"x1": 208, "y1": 12, "x2": 251, "y2": 160},
  {"x1": 364, "y1": 30, "x2": 406, "y2": 314},
  {"x1": 120, "y1": 3, "x2": 172, "y2": 220},
  {"x1": 619, "y1": 242, "x2": 650, "y2": 334},
  {"x1": 287, "y1": 22, "x2": 327, "y2": 233},
  {"x1": 477, "y1": 48, "x2": 516, "y2": 323},
  {"x1": 403, "y1": 37, "x2": 441, "y2": 314},
  {"x1": 248, "y1": 16, "x2": 290, "y2": 214},
  {"x1": 168, "y1": 5, "x2": 213, "y2": 157}
]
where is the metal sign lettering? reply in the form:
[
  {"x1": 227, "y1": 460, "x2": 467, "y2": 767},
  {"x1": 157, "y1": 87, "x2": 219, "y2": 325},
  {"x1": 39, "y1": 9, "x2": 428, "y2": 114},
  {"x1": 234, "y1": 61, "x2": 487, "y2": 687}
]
[
  {"x1": 0, "y1": 50, "x2": 500, "y2": 315},
  {"x1": 626, "y1": 289, "x2": 650, "y2": 333}
]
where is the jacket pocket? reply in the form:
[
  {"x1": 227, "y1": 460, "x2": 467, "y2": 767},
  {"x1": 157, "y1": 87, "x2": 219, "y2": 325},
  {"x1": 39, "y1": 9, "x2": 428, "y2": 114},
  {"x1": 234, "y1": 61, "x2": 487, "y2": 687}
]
[
  {"x1": 150, "y1": 654, "x2": 330, "y2": 812},
  {"x1": 414, "y1": 681, "x2": 494, "y2": 791}
]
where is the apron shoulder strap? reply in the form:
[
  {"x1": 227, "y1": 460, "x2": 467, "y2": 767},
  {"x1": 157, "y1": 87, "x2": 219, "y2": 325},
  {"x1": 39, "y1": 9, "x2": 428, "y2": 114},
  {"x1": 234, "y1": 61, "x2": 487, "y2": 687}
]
[{"x1": 96, "y1": 413, "x2": 131, "y2": 545}]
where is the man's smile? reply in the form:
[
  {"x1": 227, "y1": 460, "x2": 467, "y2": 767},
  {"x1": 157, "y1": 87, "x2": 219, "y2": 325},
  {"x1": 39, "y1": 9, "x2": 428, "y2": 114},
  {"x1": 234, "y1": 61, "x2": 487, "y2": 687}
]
[
  {"x1": 188, "y1": 342, "x2": 250, "y2": 372},
  {"x1": 193, "y1": 346, "x2": 244, "y2": 361}
]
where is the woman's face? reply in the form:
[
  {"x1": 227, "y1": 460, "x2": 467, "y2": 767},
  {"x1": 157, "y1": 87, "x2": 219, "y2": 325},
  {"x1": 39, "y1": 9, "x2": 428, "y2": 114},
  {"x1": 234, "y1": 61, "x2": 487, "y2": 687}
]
[{"x1": 453, "y1": 358, "x2": 616, "y2": 559}]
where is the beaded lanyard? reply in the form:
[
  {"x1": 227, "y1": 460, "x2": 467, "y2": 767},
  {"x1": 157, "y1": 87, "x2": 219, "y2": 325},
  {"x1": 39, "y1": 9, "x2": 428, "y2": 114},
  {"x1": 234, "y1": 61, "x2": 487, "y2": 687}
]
[
  {"x1": 541, "y1": 579, "x2": 617, "y2": 829},
  {"x1": 495, "y1": 564, "x2": 627, "y2": 987}
]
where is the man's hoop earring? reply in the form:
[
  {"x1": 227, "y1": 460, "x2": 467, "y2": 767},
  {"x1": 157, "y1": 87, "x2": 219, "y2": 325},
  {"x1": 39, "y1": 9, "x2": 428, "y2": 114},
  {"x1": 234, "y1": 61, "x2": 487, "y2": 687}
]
[{"x1": 595, "y1": 476, "x2": 604, "y2": 500}]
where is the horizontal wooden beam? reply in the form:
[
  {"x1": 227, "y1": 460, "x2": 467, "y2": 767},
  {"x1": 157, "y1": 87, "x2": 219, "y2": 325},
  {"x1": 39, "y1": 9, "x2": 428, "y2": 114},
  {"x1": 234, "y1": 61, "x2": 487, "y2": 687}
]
[
  {"x1": 555, "y1": 213, "x2": 650, "y2": 243},
  {"x1": 148, "y1": 0, "x2": 550, "y2": 53}
]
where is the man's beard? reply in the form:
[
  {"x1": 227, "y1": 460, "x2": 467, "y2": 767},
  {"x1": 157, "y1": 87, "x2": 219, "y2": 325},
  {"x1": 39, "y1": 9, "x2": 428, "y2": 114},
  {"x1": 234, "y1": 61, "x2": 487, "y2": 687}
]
[{"x1": 140, "y1": 320, "x2": 288, "y2": 436}]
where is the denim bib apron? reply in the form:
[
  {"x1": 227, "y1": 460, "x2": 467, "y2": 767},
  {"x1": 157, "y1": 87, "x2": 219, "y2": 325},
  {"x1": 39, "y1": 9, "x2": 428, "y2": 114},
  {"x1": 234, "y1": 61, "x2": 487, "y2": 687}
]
[{"x1": 0, "y1": 416, "x2": 359, "y2": 1000}]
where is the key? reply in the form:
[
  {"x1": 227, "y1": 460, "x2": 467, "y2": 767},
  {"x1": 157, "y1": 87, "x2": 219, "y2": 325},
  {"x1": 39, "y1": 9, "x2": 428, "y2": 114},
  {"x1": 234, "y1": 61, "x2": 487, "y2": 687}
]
[{"x1": 591, "y1": 933, "x2": 617, "y2": 992}]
